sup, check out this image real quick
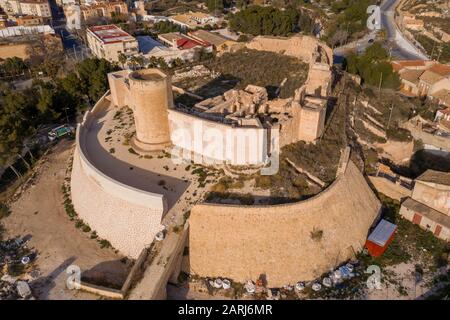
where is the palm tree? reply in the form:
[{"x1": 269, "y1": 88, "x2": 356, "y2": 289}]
[
  {"x1": 128, "y1": 56, "x2": 138, "y2": 70},
  {"x1": 134, "y1": 56, "x2": 144, "y2": 69},
  {"x1": 118, "y1": 52, "x2": 127, "y2": 69}
]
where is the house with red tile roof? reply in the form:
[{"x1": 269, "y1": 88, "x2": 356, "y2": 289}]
[{"x1": 393, "y1": 60, "x2": 450, "y2": 106}]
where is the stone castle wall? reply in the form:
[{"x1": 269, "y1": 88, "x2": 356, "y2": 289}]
[
  {"x1": 246, "y1": 35, "x2": 333, "y2": 65},
  {"x1": 168, "y1": 109, "x2": 267, "y2": 165},
  {"x1": 71, "y1": 92, "x2": 166, "y2": 258},
  {"x1": 189, "y1": 159, "x2": 381, "y2": 286}
]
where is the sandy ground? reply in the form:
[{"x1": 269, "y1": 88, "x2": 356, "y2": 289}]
[
  {"x1": 3, "y1": 140, "x2": 129, "y2": 300},
  {"x1": 366, "y1": 262, "x2": 445, "y2": 300},
  {"x1": 376, "y1": 140, "x2": 415, "y2": 164}
]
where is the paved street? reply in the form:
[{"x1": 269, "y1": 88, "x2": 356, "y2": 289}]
[
  {"x1": 334, "y1": 0, "x2": 427, "y2": 61},
  {"x1": 380, "y1": 0, "x2": 427, "y2": 60}
]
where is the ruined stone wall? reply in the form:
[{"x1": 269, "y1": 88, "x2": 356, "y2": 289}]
[
  {"x1": 298, "y1": 104, "x2": 326, "y2": 142},
  {"x1": 305, "y1": 63, "x2": 333, "y2": 97},
  {"x1": 246, "y1": 35, "x2": 333, "y2": 65},
  {"x1": 189, "y1": 160, "x2": 381, "y2": 287}
]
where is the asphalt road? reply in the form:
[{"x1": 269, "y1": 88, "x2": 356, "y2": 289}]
[
  {"x1": 334, "y1": 0, "x2": 427, "y2": 61},
  {"x1": 49, "y1": 2, "x2": 89, "y2": 55},
  {"x1": 380, "y1": 0, "x2": 426, "y2": 60}
]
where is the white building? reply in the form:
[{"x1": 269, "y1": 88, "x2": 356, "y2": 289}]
[
  {"x1": 168, "y1": 11, "x2": 218, "y2": 30},
  {"x1": 86, "y1": 24, "x2": 139, "y2": 62},
  {"x1": 0, "y1": 0, "x2": 52, "y2": 21},
  {"x1": 136, "y1": 35, "x2": 196, "y2": 65}
]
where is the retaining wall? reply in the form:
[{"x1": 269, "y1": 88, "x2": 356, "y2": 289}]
[
  {"x1": 71, "y1": 92, "x2": 167, "y2": 258},
  {"x1": 189, "y1": 158, "x2": 381, "y2": 286}
]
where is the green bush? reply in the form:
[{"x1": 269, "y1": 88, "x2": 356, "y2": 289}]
[
  {"x1": 99, "y1": 239, "x2": 111, "y2": 249},
  {"x1": 386, "y1": 126, "x2": 412, "y2": 142},
  {"x1": 346, "y1": 43, "x2": 400, "y2": 89},
  {"x1": 229, "y1": 5, "x2": 301, "y2": 36},
  {"x1": 128, "y1": 148, "x2": 139, "y2": 155},
  {"x1": 0, "y1": 202, "x2": 10, "y2": 219}
]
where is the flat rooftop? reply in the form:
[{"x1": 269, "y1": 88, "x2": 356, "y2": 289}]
[{"x1": 88, "y1": 25, "x2": 135, "y2": 44}]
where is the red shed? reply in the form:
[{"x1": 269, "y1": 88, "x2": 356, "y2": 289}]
[{"x1": 365, "y1": 219, "x2": 397, "y2": 257}]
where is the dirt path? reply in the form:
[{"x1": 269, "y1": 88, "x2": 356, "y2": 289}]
[{"x1": 3, "y1": 140, "x2": 127, "y2": 300}]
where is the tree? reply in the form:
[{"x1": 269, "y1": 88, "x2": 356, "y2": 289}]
[
  {"x1": 118, "y1": 52, "x2": 128, "y2": 69},
  {"x1": 26, "y1": 35, "x2": 64, "y2": 78},
  {"x1": 329, "y1": 29, "x2": 349, "y2": 48},
  {"x1": 345, "y1": 42, "x2": 400, "y2": 89},
  {"x1": 128, "y1": 56, "x2": 138, "y2": 70},
  {"x1": 1, "y1": 57, "x2": 27, "y2": 75},
  {"x1": 204, "y1": 0, "x2": 224, "y2": 14},
  {"x1": 229, "y1": 5, "x2": 302, "y2": 36},
  {"x1": 153, "y1": 21, "x2": 181, "y2": 34},
  {"x1": 0, "y1": 90, "x2": 38, "y2": 166},
  {"x1": 76, "y1": 58, "x2": 117, "y2": 102}
]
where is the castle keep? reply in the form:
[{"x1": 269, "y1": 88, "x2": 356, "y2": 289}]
[{"x1": 106, "y1": 38, "x2": 334, "y2": 165}]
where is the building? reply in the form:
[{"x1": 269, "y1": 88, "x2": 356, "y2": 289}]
[
  {"x1": 107, "y1": 39, "x2": 332, "y2": 157},
  {"x1": 0, "y1": 0, "x2": 52, "y2": 22},
  {"x1": 0, "y1": 14, "x2": 7, "y2": 28},
  {"x1": 86, "y1": 24, "x2": 138, "y2": 62},
  {"x1": 0, "y1": 23, "x2": 53, "y2": 37},
  {"x1": 168, "y1": 11, "x2": 218, "y2": 30},
  {"x1": 365, "y1": 219, "x2": 397, "y2": 257},
  {"x1": 64, "y1": 1, "x2": 128, "y2": 30},
  {"x1": 187, "y1": 29, "x2": 236, "y2": 52},
  {"x1": 400, "y1": 14, "x2": 424, "y2": 31},
  {"x1": 400, "y1": 170, "x2": 450, "y2": 241},
  {"x1": 13, "y1": 14, "x2": 43, "y2": 26},
  {"x1": 157, "y1": 32, "x2": 212, "y2": 52},
  {"x1": 393, "y1": 60, "x2": 450, "y2": 106},
  {"x1": 136, "y1": 35, "x2": 196, "y2": 64}
]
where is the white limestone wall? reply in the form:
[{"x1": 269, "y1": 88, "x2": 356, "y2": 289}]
[
  {"x1": 168, "y1": 109, "x2": 267, "y2": 165},
  {"x1": 71, "y1": 92, "x2": 167, "y2": 258},
  {"x1": 71, "y1": 150, "x2": 163, "y2": 258}
]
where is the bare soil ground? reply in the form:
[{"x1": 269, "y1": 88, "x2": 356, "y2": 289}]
[{"x1": 2, "y1": 140, "x2": 129, "y2": 300}]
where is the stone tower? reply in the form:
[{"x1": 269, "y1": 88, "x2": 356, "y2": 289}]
[{"x1": 129, "y1": 69, "x2": 173, "y2": 152}]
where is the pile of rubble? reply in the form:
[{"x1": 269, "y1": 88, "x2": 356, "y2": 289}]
[
  {"x1": 0, "y1": 236, "x2": 37, "y2": 300},
  {"x1": 197, "y1": 260, "x2": 361, "y2": 300},
  {"x1": 172, "y1": 65, "x2": 219, "y2": 82}
]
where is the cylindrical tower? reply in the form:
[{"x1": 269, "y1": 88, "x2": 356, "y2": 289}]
[{"x1": 129, "y1": 68, "x2": 173, "y2": 152}]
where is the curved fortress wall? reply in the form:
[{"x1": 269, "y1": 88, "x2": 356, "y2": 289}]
[
  {"x1": 189, "y1": 160, "x2": 381, "y2": 286},
  {"x1": 71, "y1": 92, "x2": 167, "y2": 258}
]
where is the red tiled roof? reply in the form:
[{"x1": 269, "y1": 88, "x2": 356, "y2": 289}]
[
  {"x1": 392, "y1": 60, "x2": 427, "y2": 71},
  {"x1": 439, "y1": 107, "x2": 450, "y2": 115},
  {"x1": 176, "y1": 37, "x2": 209, "y2": 50},
  {"x1": 428, "y1": 63, "x2": 450, "y2": 77}
]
